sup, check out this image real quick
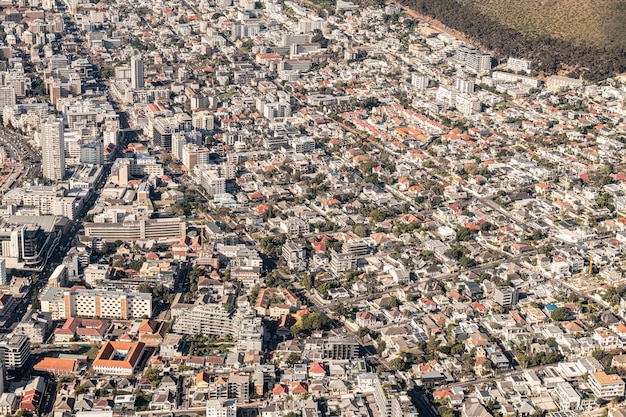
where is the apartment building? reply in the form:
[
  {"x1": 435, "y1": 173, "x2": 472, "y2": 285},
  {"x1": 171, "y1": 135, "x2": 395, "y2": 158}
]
[
  {"x1": 282, "y1": 240, "x2": 306, "y2": 270},
  {"x1": 84, "y1": 217, "x2": 186, "y2": 241},
  {"x1": 41, "y1": 117, "x2": 65, "y2": 181},
  {"x1": 0, "y1": 335, "x2": 31, "y2": 371},
  {"x1": 13, "y1": 312, "x2": 52, "y2": 345},
  {"x1": 373, "y1": 375, "x2": 419, "y2": 417},
  {"x1": 455, "y1": 45, "x2": 491, "y2": 72},
  {"x1": 182, "y1": 143, "x2": 210, "y2": 171},
  {"x1": 206, "y1": 399, "x2": 237, "y2": 417},
  {"x1": 589, "y1": 372, "x2": 625, "y2": 399},
  {"x1": 2, "y1": 184, "x2": 82, "y2": 220},
  {"x1": 110, "y1": 156, "x2": 165, "y2": 186},
  {"x1": 330, "y1": 250, "x2": 357, "y2": 274},
  {"x1": 193, "y1": 168, "x2": 226, "y2": 196},
  {"x1": 173, "y1": 304, "x2": 264, "y2": 350},
  {"x1": 494, "y1": 287, "x2": 519, "y2": 307},
  {"x1": 506, "y1": 57, "x2": 532, "y2": 73},
  {"x1": 344, "y1": 239, "x2": 370, "y2": 257},
  {"x1": 0, "y1": 221, "x2": 53, "y2": 268},
  {"x1": 291, "y1": 136, "x2": 315, "y2": 153},
  {"x1": 40, "y1": 287, "x2": 152, "y2": 320},
  {"x1": 546, "y1": 75, "x2": 584, "y2": 92},
  {"x1": 192, "y1": 110, "x2": 215, "y2": 131},
  {"x1": 555, "y1": 382, "x2": 582, "y2": 410},
  {"x1": 173, "y1": 303, "x2": 236, "y2": 337},
  {"x1": 84, "y1": 264, "x2": 112, "y2": 287}
]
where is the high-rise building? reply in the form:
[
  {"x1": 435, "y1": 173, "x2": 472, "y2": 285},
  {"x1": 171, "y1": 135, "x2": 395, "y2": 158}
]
[
  {"x1": 0, "y1": 259, "x2": 6, "y2": 286},
  {"x1": 41, "y1": 118, "x2": 65, "y2": 181},
  {"x1": 0, "y1": 335, "x2": 31, "y2": 371},
  {"x1": 411, "y1": 74, "x2": 429, "y2": 89},
  {"x1": 130, "y1": 56, "x2": 144, "y2": 89},
  {"x1": 0, "y1": 86, "x2": 16, "y2": 108},
  {"x1": 80, "y1": 141, "x2": 104, "y2": 165},
  {"x1": 455, "y1": 45, "x2": 492, "y2": 73}
]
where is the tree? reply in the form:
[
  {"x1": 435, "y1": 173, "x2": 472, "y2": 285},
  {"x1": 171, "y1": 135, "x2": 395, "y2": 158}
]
[
  {"x1": 144, "y1": 367, "x2": 161, "y2": 387},
  {"x1": 249, "y1": 285, "x2": 261, "y2": 304},
  {"x1": 389, "y1": 357, "x2": 404, "y2": 371},
  {"x1": 545, "y1": 337, "x2": 558, "y2": 348},
  {"x1": 460, "y1": 256, "x2": 476, "y2": 268},
  {"x1": 301, "y1": 312, "x2": 330, "y2": 331},
  {"x1": 286, "y1": 353, "x2": 301, "y2": 365},
  {"x1": 438, "y1": 406, "x2": 456, "y2": 417},
  {"x1": 359, "y1": 97, "x2": 381, "y2": 110},
  {"x1": 357, "y1": 327, "x2": 370, "y2": 338},
  {"x1": 456, "y1": 227, "x2": 474, "y2": 242},
  {"x1": 311, "y1": 29, "x2": 328, "y2": 47},
  {"x1": 551, "y1": 307, "x2": 571, "y2": 321},
  {"x1": 602, "y1": 285, "x2": 626, "y2": 306},
  {"x1": 301, "y1": 274, "x2": 313, "y2": 291},
  {"x1": 31, "y1": 288, "x2": 41, "y2": 310},
  {"x1": 31, "y1": 79, "x2": 46, "y2": 97},
  {"x1": 353, "y1": 224, "x2": 370, "y2": 237}
]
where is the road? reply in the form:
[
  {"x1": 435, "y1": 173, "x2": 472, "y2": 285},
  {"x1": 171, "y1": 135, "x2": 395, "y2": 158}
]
[
  {"x1": 0, "y1": 127, "x2": 42, "y2": 193},
  {"x1": 441, "y1": 363, "x2": 555, "y2": 389},
  {"x1": 410, "y1": 389, "x2": 440, "y2": 417},
  {"x1": 3, "y1": 160, "x2": 111, "y2": 336},
  {"x1": 296, "y1": 250, "x2": 536, "y2": 312}
]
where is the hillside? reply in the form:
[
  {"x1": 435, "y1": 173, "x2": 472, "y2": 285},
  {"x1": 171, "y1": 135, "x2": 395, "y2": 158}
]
[
  {"x1": 460, "y1": 0, "x2": 626, "y2": 49},
  {"x1": 397, "y1": 0, "x2": 626, "y2": 80}
]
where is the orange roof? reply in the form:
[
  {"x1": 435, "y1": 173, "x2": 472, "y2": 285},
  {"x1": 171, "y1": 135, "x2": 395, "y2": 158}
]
[
  {"x1": 146, "y1": 252, "x2": 159, "y2": 260},
  {"x1": 93, "y1": 341, "x2": 145, "y2": 370},
  {"x1": 34, "y1": 357, "x2": 78, "y2": 373},
  {"x1": 322, "y1": 198, "x2": 341, "y2": 206},
  {"x1": 433, "y1": 389, "x2": 452, "y2": 398},
  {"x1": 291, "y1": 381, "x2": 308, "y2": 394},
  {"x1": 312, "y1": 241, "x2": 326, "y2": 252},
  {"x1": 254, "y1": 204, "x2": 269, "y2": 215},
  {"x1": 196, "y1": 371, "x2": 210, "y2": 385},
  {"x1": 273, "y1": 383, "x2": 287, "y2": 396},
  {"x1": 471, "y1": 301, "x2": 487, "y2": 311},
  {"x1": 309, "y1": 362, "x2": 326, "y2": 375},
  {"x1": 138, "y1": 319, "x2": 158, "y2": 333}
]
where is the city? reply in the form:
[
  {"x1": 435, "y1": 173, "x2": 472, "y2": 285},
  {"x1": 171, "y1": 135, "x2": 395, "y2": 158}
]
[{"x1": 0, "y1": 0, "x2": 621, "y2": 416}]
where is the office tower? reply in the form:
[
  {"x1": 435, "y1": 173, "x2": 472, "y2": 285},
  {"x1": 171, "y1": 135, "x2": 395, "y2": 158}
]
[
  {"x1": 0, "y1": 259, "x2": 5, "y2": 286},
  {"x1": 130, "y1": 56, "x2": 144, "y2": 89},
  {"x1": 41, "y1": 118, "x2": 65, "y2": 181}
]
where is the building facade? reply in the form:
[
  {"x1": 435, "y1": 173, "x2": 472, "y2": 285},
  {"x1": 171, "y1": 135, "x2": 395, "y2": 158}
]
[
  {"x1": 40, "y1": 287, "x2": 152, "y2": 320},
  {"x1": 41, "y1": 118, "x2": 65, "y2": 181}
]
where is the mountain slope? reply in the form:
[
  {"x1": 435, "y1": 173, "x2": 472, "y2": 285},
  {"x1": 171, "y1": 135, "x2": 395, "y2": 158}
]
[
  {"x1": 398, "y1": 0, "x2": 626, "y2": 80},
  {"x1": 460, "y1": 0, "x2": 626, "y2": 49}
]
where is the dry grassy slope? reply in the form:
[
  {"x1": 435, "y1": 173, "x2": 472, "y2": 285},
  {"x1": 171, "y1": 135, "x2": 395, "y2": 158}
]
[{"x1": 460, "y1": 0, "x2": 626, "y2": 48}]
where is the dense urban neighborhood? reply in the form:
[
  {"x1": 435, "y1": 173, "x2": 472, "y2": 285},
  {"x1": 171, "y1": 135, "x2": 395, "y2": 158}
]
[{"x1": 0, "y1": 0, "x2": 623, "y2": 417}]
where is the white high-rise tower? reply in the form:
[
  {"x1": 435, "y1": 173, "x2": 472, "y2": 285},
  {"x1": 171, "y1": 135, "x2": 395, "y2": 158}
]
[
  {"x1": 41, "y1": 118, "x2": 65, "y2": 181},
  {"x1": 0, "y1": 259, "x2": 6, "y2": 286},
  {"x1": 130, "y1": 56, "x2": 144, "y2": 89}
]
